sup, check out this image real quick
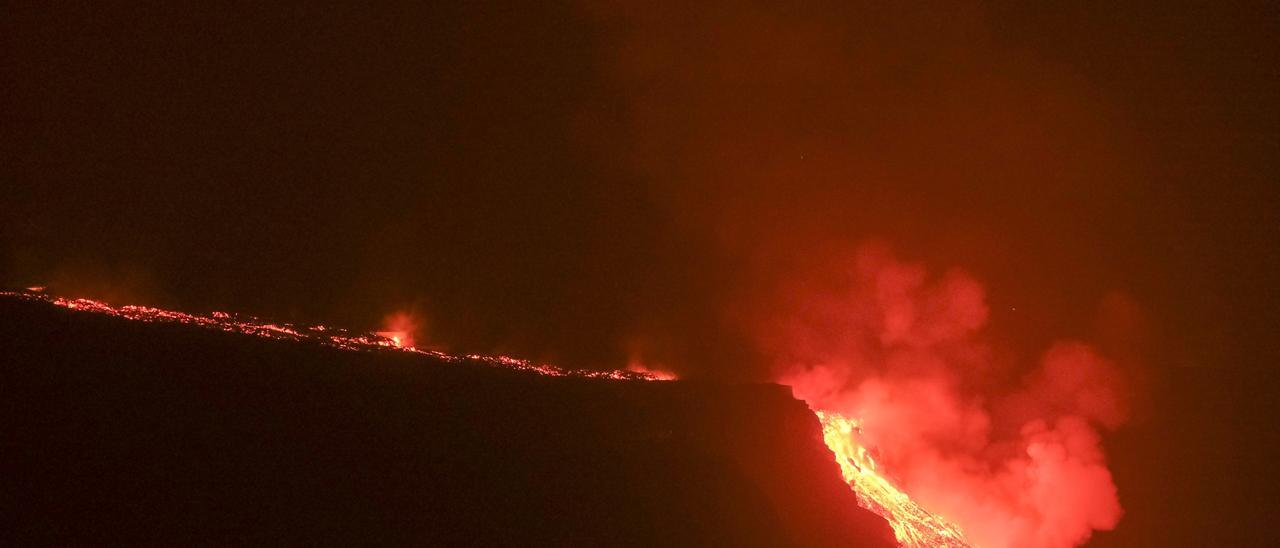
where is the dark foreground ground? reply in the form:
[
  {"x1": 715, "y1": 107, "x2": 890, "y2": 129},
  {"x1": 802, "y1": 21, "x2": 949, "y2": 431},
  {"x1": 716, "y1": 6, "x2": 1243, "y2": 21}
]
[{"x1": 0, "y1": 297, "x2": 893, "y2": 546}]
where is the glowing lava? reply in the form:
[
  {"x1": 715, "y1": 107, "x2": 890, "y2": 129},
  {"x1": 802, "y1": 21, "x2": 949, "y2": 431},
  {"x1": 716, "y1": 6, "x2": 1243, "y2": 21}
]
[
  {"x1": 2, "y1": 291, "x2": 665, "y2": 381},
  {"x1": 818, "y1": 411, "x2": 971, "y2": 547},
  {"x1": 4, "y1": 289, "x2": 971, "y2": 546}
]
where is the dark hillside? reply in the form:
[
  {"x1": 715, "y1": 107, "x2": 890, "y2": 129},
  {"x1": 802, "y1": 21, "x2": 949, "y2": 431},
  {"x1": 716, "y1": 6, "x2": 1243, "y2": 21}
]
[{"x1": 0, "y1": 296, "x2": 893, "y2": 546}]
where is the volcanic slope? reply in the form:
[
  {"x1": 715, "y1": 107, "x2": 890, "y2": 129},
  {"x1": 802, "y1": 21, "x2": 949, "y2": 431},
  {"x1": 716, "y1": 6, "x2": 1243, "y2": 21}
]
[{"x1": 0, "y1": 295, "x2": 894, "y2": 546}]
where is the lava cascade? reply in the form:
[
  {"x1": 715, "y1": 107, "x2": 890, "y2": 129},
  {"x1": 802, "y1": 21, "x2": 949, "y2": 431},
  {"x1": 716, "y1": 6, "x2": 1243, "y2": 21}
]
[{"x1": 819, "y1": 411, "x2": 970, "y2": 547}]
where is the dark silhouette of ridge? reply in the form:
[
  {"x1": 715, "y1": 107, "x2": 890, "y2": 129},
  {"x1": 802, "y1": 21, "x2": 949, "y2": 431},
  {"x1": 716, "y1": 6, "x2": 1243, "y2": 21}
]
[{"x1": 0, "y1": 296, "x2": 893, "y2": 546}]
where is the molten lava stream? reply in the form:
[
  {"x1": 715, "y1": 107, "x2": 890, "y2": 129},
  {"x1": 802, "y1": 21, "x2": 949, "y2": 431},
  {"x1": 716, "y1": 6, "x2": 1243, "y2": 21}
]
[{"x1": 817, "y1": 411, "x2": 971, "y2": 548}]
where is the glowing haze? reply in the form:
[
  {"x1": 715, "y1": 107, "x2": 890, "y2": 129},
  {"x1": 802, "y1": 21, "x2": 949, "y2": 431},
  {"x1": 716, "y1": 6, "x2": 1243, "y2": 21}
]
[
  {"x1": 585, "y1": 4, "x2": 1141, "y2": 545},
  {"x1": 770, "y1": 244, "x2": 1127, "y2": 547},
  {"x1": 378, "y1": 311, "x2": 422, "y2": 349}
]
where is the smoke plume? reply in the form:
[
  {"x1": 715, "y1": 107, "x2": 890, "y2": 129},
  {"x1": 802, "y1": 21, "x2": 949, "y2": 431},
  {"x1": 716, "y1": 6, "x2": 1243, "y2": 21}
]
[
  {"x1": 772, "y1": 244, "x2": 1127, "y2": 547},
  {"x1": 586, "y1": 2, "x2": 1141, "y2": 546}
]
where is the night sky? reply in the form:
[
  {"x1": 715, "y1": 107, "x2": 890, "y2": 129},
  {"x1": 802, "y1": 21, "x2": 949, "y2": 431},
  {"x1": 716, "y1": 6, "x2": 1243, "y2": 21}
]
[{"x1": 3, "y1": 2, "x2": 1278, "y2": 544}]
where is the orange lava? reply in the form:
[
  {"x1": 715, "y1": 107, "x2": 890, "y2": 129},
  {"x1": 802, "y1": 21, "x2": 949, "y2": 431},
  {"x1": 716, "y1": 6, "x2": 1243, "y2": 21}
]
[
  {"x1": 818, "y1": 411, "x2": 971, "y2": 547},
  {"x1": 3, "y1": 291, "x2": 667, "y2": 382}
]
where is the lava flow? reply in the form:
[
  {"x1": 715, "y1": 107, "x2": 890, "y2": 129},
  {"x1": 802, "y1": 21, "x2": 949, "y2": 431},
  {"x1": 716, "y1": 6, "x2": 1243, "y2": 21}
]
[
  {"x1": 4, "y1": 289, "x2": 969, "y2": 547},
  {"x1": 819, "y1": 412, "x2": 971, "y2": 547},
  {"x1": 0, "y1": 291, "x2": 664, "y2": 382}
]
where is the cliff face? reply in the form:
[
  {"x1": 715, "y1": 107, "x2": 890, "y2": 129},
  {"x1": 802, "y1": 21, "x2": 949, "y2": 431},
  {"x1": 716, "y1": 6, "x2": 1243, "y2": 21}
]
[{"x1": 0, "y1": 296, "x2": 894, "y2": 546}]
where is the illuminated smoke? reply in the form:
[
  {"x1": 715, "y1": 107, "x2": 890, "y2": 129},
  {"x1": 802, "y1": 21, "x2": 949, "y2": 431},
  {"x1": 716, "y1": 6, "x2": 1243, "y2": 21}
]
[
  {"x1": 584, "y1": 3, "x2": 1140, "y2": 545},
  {"x1": 624, "y1": 357, "x2": 678, "y2": 381},
  {"x1": 378, "y1": 311, "x2": 422, "y2": 349},
  {"x1": 771, "y1": 244, "x2": 1126, "y2": 548}
]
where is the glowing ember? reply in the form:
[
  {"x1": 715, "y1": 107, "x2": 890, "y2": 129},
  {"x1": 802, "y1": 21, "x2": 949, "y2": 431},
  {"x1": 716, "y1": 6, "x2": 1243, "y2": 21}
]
[{"x1": 818, "y1": 411, "x2": 970, "y2": 547}]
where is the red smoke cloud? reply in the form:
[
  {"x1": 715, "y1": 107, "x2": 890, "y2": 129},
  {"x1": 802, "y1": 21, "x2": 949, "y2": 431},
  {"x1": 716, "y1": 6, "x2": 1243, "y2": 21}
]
[
  {"x1": 771, "y1": 244, "x2": 1127, "y2": 548},
  {"x1": 583, "y1": 4, "x2": 1145, "y2": 544}
]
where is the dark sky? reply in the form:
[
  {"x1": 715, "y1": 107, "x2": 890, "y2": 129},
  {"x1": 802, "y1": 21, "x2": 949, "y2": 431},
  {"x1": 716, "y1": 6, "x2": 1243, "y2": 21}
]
[
  {"x1": 3, "y1": 1, "x2": 1279, "y2": 544},
  {"x1": 4, "y1": 1, "x2": 1276, "y2": 372}
]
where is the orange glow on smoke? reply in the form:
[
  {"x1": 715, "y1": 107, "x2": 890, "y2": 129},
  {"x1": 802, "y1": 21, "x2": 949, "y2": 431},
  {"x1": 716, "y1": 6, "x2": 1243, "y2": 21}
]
[
  {"x1": 624, "y1": 356, "x2": 677, "y2": 381},
  {"x1": 770, "y1": 244, "x2": 1127, "y2": 548},
  {"x1": 376, "y1": 311, "x2": 419, "y2": 349}
]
